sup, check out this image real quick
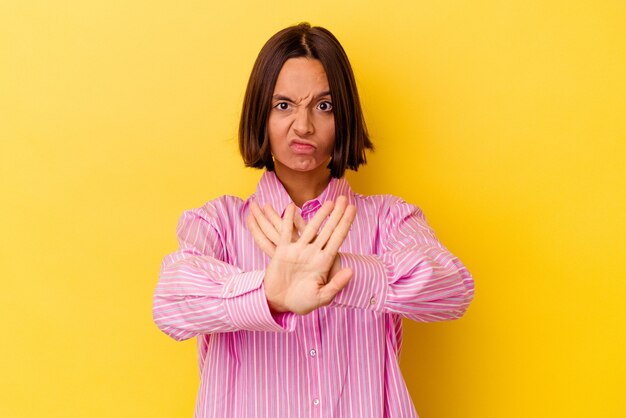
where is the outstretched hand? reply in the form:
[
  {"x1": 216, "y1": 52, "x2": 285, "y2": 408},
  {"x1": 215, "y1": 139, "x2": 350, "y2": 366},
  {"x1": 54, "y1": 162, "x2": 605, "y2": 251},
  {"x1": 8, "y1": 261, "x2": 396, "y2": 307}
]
[{"x1": 246, "y1": 197, "x2": 356, "y2": 315}]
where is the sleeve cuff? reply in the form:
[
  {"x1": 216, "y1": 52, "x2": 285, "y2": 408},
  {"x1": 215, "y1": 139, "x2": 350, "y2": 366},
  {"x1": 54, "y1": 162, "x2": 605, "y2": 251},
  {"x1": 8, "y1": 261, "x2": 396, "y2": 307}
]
[
  {"x1": 331, "y1": 253, "x2": 388, "y2": 311},
  {"x1": 222, "y1": 270, "x2": 297, "y2": 332}
]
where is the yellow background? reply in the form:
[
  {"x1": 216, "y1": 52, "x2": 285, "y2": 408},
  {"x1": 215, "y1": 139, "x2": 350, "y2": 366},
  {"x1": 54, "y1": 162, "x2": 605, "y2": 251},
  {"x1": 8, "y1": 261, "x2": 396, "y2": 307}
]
[{"x1": 1, "y1": 1, "x2": 624, "y2": 417}]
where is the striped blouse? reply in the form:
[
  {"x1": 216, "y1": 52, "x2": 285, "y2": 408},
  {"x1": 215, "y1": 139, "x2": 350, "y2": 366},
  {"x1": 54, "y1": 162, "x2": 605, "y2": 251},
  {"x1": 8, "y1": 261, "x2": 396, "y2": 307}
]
[{"x1": 153, "y1": 170, "x2": 474, "y2": 418}]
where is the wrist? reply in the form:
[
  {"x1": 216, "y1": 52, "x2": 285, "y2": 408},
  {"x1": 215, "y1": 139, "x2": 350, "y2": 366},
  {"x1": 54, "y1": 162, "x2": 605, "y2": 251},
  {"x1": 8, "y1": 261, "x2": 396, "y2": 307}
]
[
  {"x1": 263, "y1": 272, "x2": 289, "y2": 313},
  {"x1": 266, "y1": 296, "x2": 288, "y2": 314}
]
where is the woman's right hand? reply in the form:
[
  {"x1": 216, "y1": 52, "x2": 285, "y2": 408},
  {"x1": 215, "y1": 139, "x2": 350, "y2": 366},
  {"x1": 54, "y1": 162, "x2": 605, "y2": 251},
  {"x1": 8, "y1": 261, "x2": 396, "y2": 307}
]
[{"x1": 251, "y1": 197, "x2": 356, "y2": 315}]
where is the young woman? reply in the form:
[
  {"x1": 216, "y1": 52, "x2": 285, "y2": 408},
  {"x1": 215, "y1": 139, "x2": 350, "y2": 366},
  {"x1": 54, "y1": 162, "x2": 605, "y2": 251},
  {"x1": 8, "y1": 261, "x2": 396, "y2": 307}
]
[{"x1": 153, "y1": 23, "x2": 474, "y2": 418}]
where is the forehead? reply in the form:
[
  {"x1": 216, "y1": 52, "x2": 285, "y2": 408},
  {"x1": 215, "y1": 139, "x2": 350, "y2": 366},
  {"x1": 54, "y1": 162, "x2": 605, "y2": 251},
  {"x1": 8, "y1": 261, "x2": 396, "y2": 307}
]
[{"x1": 273, "y1": 58, "x2": 329, "y2": 95}]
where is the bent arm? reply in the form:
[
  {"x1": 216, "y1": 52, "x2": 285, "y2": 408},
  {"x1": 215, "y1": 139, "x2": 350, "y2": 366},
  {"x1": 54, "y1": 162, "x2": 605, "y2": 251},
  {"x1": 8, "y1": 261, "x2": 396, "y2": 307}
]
[
  {"x1": 152, "y1": 204, "x2": 296, "y2": 341},
  {"x1": 331, "y1": 199, "x2": 474, "y2": 322}
]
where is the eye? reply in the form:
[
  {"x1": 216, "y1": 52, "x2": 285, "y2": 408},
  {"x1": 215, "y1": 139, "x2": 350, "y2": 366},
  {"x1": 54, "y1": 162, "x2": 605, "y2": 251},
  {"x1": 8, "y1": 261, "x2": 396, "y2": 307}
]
[
  {"x1": 317, "y1": 101, "x2": 333, "y2": 112},
  {"x1": 274, "y1": 102, "x2": 291, "y2": 111}
]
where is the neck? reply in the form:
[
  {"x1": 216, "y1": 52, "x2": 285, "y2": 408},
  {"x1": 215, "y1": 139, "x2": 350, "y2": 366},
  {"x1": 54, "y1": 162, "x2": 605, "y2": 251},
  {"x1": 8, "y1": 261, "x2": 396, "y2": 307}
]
[{"x1": 273, "y1": 161, "x2": 332, "y2": 208}]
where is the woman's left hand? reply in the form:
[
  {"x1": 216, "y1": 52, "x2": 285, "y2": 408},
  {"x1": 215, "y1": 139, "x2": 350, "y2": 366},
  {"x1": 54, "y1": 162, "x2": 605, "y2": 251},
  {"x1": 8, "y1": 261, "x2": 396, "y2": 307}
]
[
  {"x1": 247, "y1": 200, "x2": 305, "y2": 254},
  {"x1": 247, "y1": 200, "x2": 343, "y2": 280}
]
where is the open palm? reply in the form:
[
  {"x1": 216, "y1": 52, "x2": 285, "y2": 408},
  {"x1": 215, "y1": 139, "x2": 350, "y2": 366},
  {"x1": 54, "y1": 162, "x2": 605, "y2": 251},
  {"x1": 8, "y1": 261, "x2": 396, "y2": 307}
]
[{"x1": 248, "y1": 197, "x2": 356, "y2": 315}]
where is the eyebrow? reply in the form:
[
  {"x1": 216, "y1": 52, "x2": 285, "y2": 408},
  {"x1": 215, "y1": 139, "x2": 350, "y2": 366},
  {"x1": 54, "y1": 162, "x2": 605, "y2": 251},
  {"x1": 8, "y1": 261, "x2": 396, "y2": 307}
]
[{"x1": 272, "y1": 91, "x2": 332, "y2": 102}]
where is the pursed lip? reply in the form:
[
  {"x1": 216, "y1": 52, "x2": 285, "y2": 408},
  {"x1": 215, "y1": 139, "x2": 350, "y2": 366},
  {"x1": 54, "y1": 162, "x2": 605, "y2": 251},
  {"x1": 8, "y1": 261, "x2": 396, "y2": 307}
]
[
  {"x1": 289, "y1": 138, "x2": 316, "y2": 148},
  {"x1": 289, "y1": 139, "x2": 317, "y2": 155}
]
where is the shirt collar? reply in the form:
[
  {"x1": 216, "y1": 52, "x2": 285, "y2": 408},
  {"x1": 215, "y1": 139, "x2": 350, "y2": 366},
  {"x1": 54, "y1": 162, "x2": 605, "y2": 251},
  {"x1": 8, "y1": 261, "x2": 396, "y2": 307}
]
[{"x1": 254, "y1": 170, "x2": 355, "y2": 215}]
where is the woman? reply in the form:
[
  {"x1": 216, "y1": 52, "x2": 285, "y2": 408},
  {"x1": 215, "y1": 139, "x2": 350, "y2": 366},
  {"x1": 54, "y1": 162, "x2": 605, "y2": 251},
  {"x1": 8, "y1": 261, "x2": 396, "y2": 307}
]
[{"x1": 153, "y1": 23, "x2": 474, "y2": 418}]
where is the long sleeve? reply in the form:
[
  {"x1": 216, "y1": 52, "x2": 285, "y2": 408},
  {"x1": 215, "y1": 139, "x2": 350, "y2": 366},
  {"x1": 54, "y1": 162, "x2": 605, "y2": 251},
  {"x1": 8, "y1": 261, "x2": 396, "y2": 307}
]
[
  {"x1": 152, "y1": 203, "x2": 296, "y2": 341},
  {"x1": 331, "y1": 197, "x2": 474, "y2": 322}
]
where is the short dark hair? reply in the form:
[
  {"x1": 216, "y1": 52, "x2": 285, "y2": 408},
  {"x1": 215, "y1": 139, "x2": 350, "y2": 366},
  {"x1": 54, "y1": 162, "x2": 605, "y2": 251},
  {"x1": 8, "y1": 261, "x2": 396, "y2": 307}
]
[{"x1": 239, "y1": 22, "x2": 373, "y2": 178}]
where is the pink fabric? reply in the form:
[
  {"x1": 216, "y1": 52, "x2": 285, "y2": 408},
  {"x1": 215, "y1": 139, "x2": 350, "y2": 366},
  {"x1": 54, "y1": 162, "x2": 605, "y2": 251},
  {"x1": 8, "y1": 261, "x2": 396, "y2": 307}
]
[{"x1": 153, "y1": 170, "x2": 474, "y2": 418}]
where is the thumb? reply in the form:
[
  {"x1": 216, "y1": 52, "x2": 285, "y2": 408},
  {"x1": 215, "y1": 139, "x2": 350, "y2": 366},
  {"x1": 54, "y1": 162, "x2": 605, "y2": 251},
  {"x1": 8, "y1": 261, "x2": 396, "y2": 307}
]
[{"x1": 318, "y1": 268, "x2": 353, "y2": 306}]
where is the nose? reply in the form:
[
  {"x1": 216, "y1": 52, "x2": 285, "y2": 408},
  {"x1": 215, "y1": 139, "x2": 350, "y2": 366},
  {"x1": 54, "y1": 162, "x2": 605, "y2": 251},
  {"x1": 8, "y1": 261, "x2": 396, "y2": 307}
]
[{"x1": 293, "y1": 107, "x2": 314, "y2": 136}]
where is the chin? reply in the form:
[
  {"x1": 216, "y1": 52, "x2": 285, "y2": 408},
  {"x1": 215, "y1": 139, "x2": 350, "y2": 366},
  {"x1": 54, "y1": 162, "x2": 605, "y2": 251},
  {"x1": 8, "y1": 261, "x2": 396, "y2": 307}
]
[
  {"x1": 274, "y1": 153, "x2": 332, "y2": 174},
  {"x1": 276, "y1": 158, "x2": 317, "y2": 171},
  {"x1": 293, "y1": 160, "x2": 327, "y2": 172}
]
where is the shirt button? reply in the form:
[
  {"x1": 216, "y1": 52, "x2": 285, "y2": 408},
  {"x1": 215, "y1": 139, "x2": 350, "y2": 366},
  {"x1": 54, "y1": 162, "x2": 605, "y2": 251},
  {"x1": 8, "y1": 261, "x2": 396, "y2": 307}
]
[
  {"x1": 370, "y1": 297, "x2": 377, "y2": 305},
  {"x1": 313, "y1": 398, "x2": 320, "y2": 406},
  {"x1": 309, "y1": 349, "x2": 317, "y2": 357}
]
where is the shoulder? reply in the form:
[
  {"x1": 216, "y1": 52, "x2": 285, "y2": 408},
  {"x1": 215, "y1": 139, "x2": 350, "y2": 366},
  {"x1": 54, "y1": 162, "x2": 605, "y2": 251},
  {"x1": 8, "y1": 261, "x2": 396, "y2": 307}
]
[
  {"x1": 351, "y1": 192, "x2": 425, "y2": 222},
  {"x1": 351, "y1": 193, "x2": 437, "y2": 249},
  {"x1": 178, "y1": 194, "x2": 248, "y2": 230}
]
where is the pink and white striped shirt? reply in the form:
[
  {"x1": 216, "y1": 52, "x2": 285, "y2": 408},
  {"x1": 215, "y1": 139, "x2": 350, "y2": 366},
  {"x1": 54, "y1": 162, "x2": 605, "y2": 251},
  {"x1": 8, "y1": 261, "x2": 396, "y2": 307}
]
[{"x1": 153, "y1": 170, "x2": 474, "y2": 418}]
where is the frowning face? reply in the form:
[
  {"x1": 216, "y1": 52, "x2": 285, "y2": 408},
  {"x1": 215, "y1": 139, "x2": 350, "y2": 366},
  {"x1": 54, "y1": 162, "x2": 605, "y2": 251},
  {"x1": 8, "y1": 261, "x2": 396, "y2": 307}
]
[{"x1": 267, "y1": 58, "x2": 335, "y2": 177}]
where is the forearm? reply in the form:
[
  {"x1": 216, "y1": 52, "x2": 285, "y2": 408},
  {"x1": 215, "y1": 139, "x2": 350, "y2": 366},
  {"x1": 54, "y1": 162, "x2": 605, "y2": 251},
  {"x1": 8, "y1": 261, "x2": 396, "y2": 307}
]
[
  {"x1": 153, "y1": 256, "x2": 296, "y2": 340},
  {"x1": 330, "y1": 248, "x2": 474, "y2": 322}
]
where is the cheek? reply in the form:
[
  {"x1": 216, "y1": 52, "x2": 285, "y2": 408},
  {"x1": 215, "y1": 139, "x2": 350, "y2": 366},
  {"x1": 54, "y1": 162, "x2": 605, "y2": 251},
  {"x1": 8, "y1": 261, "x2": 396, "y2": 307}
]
[
  {"x1": 266, "y1": 117, "x2": 281, "y2": 151},
  {"x1": 267, "y1": 115, "x2": 288, "y2": 142},
  {"x1": 320, "y1": 119, "x2": 336, "y2": 150}
]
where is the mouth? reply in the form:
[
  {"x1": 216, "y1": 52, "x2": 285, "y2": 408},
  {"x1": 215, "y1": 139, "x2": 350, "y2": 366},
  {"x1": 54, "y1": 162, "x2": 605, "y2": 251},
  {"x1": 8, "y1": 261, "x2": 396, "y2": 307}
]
[{"x1": 289, "y1": 139, "x2": 316, "y2": 154}]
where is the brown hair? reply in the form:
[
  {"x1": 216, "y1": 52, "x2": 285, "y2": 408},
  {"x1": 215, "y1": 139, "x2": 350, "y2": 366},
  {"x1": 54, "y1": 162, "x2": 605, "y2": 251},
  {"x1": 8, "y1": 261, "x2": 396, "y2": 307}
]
[{"x1": 239, "y1": 22, "x2": 373, "y2": 178}]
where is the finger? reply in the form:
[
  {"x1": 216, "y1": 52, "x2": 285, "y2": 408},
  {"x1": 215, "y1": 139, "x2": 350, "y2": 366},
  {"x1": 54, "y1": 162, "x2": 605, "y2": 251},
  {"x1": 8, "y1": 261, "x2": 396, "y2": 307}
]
[
  {"x1": 263, "y1": 203, "x2": 283, "y2": 231},
  {"x1": 280, "y1": 203, "x2": 295, "y2": 244},
  {"x1": 265, "y1": 204, "x2": 299, "y2": 242},
  {"x1": 246, "y1": 214, "x2": 275, "y2": 257},
  {"x1": 323, "y1": 204, "x2": 356, "y2": 254},
  {"x1": 250, "y1": 201, "x2": 281, "y2": 245},
  {"x1": 299, "y1": 200, "x2": 334, "y2": 244},
  {"x1": 294, "y1": 211, "x2": 307, "y2": 235},
  {"x1": 318, "y1": 268, "x2": 353, "y2": 306},
  {"x1": 314, "y1": 196, "x2": 348, "y2": 248},
  {"x1": 263, "y1": 204, "x2": 283, "y2": 230}
]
